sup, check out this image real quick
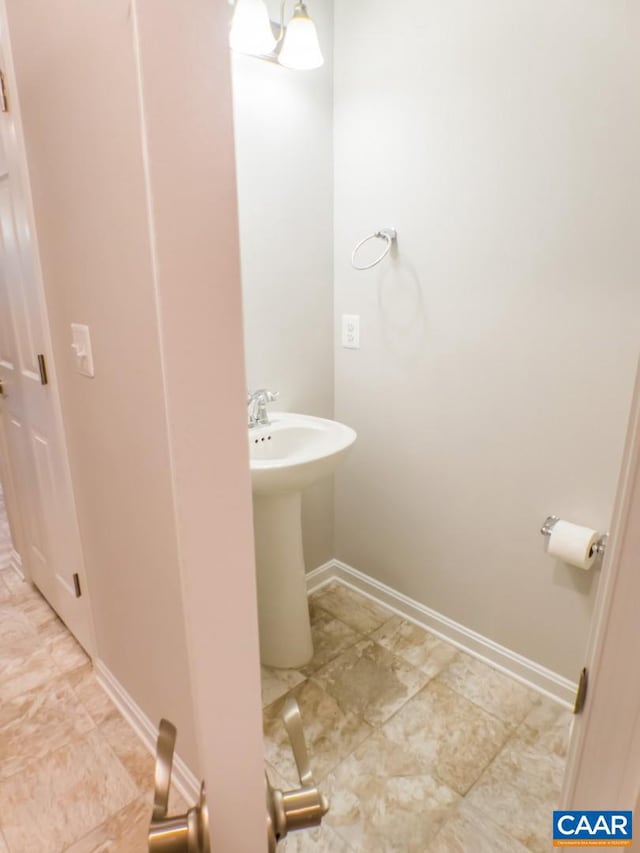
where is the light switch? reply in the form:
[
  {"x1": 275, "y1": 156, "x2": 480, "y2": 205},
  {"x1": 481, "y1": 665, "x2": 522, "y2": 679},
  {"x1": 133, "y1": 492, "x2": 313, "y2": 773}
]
[
  {"x1": 70, "y1": 323, "x2": 95, "y2": 377},
  {"x1": 341, "y1": 314, "x2": 360, "y2": 349}
]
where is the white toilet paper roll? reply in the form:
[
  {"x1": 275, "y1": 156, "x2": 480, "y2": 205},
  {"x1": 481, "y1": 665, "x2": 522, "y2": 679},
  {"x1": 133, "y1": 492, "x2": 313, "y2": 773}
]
[{"x1": 547, "y1": 520, "x2": 599, "y2": 570}]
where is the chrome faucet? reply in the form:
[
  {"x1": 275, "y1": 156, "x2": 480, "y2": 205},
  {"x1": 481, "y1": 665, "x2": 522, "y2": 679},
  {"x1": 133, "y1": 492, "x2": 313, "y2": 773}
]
[{"x1": 248, "y1": 389, "x2": 279, "y2": 428}]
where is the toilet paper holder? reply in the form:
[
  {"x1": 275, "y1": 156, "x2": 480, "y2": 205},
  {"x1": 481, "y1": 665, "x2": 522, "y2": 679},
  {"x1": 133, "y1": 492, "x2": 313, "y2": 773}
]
[{"x1": 540, "y1": 516, "x2": 608, "y2": 557}]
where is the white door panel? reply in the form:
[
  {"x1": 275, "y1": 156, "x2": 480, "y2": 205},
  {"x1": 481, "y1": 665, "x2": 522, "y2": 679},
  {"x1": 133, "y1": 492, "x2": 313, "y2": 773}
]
[{"x1": 0, "y1": 36, "x2": 94, "y2": 653}]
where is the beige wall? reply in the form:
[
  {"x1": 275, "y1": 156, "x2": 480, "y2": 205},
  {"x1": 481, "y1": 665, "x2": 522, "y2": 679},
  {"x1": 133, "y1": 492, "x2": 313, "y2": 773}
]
[
  {"x1": 232, "y1": 0, "x2": 335, "y2": 569},
  {"x1": 5, "y1": 0, "x2": 198, "y2": 766},
  {"x1": 333, "y1": 0, "x2": 640, "y2": 679}
]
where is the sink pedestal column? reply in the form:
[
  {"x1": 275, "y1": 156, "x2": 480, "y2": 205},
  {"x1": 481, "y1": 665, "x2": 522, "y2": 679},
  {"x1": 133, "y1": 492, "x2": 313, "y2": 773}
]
[{"x1": 253, "y1": 490, "x2": 313, "y2": 669}]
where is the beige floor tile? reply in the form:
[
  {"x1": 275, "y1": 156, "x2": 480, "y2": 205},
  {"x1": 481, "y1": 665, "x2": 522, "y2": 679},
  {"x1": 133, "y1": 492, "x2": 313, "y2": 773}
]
[
  {"x1": 427, "y1": 800, "x2": 529, "y2": 852},
  {"x1": 263, "y1": 680, "x2": 373, "y2": 786},
  {"x1": 0, "y1": 729, "x2": 138, "y2": 852},
  {"x1": 311, "y1": 583, "x2": 391, "y2": 634},
  {"x1": 324, "y1": 731, "x2": 459, "y2": 853},
  {"x1": 0, "y1": 631, "x2": 58, "y2": 702},
  {"x1": 519, "y1": 696, "x2": 573, "y2": 758},
  {"x1": 481, "y1": 733, "x2": 566, "y2": 799},
  {"x1": 65, "y1": 795, "x2": 150, "y2": 853},
  {"x1": 300, "y1": 605, "x2": 362, "y2": 676},
  {"x1": 16, "y1": 586, "x2": 60, "y2": 628},
  {"x1": 0, "y1": 568, "x2": 25, "y2": 594},
  {"x1": 0, "y1": 677, "x2": 94, "y2": 781},
  {"x1": 261, "y1": 666, "x2": 306, "y2": 708},
  {"x1": 436, "y1": 653, "x2": 538, "y2": 725},
  {"x1": 67, "y1": 665, "x2": 121, "y2": 726},
  {"x1": 0, "y1": 601, "x2": 36, "y2": 642},
  {"x1": 371, "y1": 616, "x2": 458, "y2": 678},
  {"x1": 47, "y1": 629, "x2": 90, "y2": 675},
  {"x1": 312, "y1": 638, "x2": 429, "y2": 727},
  {"x1": 280, "y1": 823, "x2": 353, "y2": 852},
  {"x1": 382, "y1": 680, "x2": 509, "y2": 795},
  {"x1": 0, "y1": 579, "x2": 12, "y2": 604},
  {"x1": 466, "y1": 736, "x2": 564, "y2": 851},
  {"x1": 98, "y1": 714, "x2": 155, "y2": 792},
  {"x1": 466, "y1": 772, "x2": 556, "y2": 852},
  {"x1": 38, "y1": 611, "x2": 71, "y2": 644}
]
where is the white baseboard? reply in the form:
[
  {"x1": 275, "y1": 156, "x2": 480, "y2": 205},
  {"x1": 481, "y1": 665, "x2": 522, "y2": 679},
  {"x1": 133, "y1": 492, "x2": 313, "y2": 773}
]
[
  {"x1": 307, "y1": 559, "x2": 576, "y2": 708},
  {"x1": 95, "y1": 659, "x2": 200, "y2": 802}
]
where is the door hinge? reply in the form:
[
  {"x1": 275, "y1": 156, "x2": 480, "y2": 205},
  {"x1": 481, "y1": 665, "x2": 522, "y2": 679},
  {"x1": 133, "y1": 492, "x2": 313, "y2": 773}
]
[
  {"x1": 0, "y1": 70, "x2": 8, "y2": 113},
  {"x1": 574, "y1": 666, "x2": 588, "y2": 714},
  {"x1": 72, "y1": 573, "x2": 82, "y2": 598},
  {"x1": 37, "y1": 353, "x2": 48, "y2": 385}
]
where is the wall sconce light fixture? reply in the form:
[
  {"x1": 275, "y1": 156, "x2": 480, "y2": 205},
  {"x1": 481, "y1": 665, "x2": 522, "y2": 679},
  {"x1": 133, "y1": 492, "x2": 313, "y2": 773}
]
[{"x1": 229, "y1": 0, "x2": 324, "y2": 71}]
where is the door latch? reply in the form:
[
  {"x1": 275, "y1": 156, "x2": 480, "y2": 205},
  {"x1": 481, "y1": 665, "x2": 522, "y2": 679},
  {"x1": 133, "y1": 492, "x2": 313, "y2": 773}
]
[
  {"x1": 37, "y1": 353, "x2": 48, "y2": 386},
  {"x1": 574, "y1": 667, "x2": 588, "y2": 714},
  {"x1": 148, "y1": 719, "x2": 210, "y2": 853},
  {"x1": 0, "y1": 71, "x2": 8, "y2": 113},
  {"x1": 266, "y1": 696, "x2": 329, "y2": 850}
]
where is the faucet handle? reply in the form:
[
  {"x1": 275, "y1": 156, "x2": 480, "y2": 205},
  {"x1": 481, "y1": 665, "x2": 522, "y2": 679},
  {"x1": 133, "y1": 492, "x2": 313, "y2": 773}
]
[
  {"x1": 248, "y1": 390, "x2": 279, "y2": 427},
  {"x1": 249, "y1": 389, "x2": 279, "y2": 402}
]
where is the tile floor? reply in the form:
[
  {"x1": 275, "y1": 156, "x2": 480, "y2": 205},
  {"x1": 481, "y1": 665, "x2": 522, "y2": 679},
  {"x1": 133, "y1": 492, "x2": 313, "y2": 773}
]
[
  {"x1": 0, "y1": 566, "x2": 187, "y2": 852},
  {"x1": 265, "y1": 582, "x2": 572, "y2": 853},
  {"x1": 0, "y1": 568, "x2": 571, "y2": 852}
]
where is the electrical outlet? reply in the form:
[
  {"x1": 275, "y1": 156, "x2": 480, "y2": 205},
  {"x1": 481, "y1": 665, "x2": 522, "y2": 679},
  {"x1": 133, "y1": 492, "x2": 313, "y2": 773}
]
[{"x1": 341, "y1": 314, "x2": 360, "y2": 349}]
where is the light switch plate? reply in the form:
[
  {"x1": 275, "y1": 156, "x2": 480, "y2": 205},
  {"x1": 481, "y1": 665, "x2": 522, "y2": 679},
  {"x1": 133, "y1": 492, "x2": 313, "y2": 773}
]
[
  {"x1": 341, "y1": 314, "x2": 360, "y2": 349},
  {"x1": 70, "y1": 323, "x2": 95, "y2": 377}
]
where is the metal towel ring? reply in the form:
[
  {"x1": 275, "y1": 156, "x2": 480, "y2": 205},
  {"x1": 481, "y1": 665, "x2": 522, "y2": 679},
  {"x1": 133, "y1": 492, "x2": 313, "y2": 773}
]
[{"x1": 351, "y1": 227, "x2": 397, "y2": 270}]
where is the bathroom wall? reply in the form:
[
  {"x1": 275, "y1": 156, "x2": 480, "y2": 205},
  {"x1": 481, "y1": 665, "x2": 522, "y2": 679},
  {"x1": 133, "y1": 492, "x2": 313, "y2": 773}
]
[
  {"x1": 333, "y1": 0, "x2": 640, "y2": 679},
  {"x1": 4, "y1": 0, "x2": 198, "y2": 767},
  {"x1": 231, "y1": 0, "x2": 335, "y2": 569}
]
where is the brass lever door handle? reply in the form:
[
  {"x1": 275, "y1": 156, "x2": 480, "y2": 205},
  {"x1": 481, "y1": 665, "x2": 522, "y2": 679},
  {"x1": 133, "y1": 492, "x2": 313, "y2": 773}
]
[
  {"x1": 282, "y1": 698, "x2": 314, "y2": 787},
  {"x1": 152, "y1": 719, "x2": 176, "y2": 823},
  {"x1": 148, "y1": 719, "x2": 211, "y2": 853},
  {"x1": 266, "y1": 697, "x2": 329, "y2": 851}
]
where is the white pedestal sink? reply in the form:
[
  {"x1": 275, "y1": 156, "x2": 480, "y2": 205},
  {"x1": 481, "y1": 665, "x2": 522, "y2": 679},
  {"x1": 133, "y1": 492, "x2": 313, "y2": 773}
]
[{"x1": 250, "y1": 412, "x2": 356, "y2": 669}]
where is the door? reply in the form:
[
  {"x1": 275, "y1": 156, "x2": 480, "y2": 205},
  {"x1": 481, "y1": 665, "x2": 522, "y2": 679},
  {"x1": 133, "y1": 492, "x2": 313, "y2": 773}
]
[
  {"x1": 561, "y1": 358, "x2": 640, "y2": 819},
  {"x1": 0, "y1": 29, "x2": 94, "y2": 654},
  {"x1": 131, "y1": 1, "x2": 267, "y2": 849}
]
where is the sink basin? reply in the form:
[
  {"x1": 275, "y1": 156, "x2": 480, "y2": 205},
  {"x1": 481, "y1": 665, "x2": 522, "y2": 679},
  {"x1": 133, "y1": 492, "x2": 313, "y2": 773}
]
[
  {"x1": 249, "y1": 412, "x2": 356, "y2": 668},
  {"x1": 249, "y1": 412, "x2": 356, "y2": 495}
]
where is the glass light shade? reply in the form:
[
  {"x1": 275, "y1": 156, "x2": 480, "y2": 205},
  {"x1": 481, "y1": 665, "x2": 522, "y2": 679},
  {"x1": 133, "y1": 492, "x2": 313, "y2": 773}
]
[
  {"x1": 229, "y1": 0, "x2": 277, "y2": 56},
  {"x1": 278, "y1": 5, "x2": 324, "y2": 70}
]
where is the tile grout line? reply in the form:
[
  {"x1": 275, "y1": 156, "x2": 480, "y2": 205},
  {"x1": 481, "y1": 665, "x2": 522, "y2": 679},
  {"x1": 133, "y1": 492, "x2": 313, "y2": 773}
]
[
  {"x1": 316, "y1": 582, "x2": 547, "y2": 737},
  {"x1": 262, "y1": 582, "x2": 568, "y2": 851},
  {"x1": 309, "y1": 585, "x2": 532, "y2": 747}
]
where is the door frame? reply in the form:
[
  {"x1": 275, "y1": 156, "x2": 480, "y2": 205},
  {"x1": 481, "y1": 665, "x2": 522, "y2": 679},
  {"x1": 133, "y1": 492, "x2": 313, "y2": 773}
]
[{"x1": 562, "y1": 357, "x2": 640, "y2": 819}]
